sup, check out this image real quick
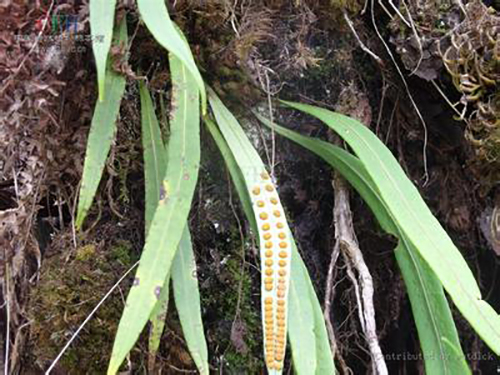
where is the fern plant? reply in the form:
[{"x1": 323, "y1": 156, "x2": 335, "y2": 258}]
[
  {"x1": 256, "y1": 103, "x2": 500, "y2": 374},
  {"x1": 72, "y1": 2, "x2": 500, "y2": 375},
  {"x1": 77, "y1": 3, "x2": 334, "y2": 375}
]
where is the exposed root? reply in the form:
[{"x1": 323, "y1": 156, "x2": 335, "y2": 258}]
[
  {"x1": 370, "y1": 0, "x2": 430, "y2": 184},
  {"x1": 331, "y1": 175, "x2": 388, "y2": 375},
  {"x1": 342, "y1": 11, "x2": 383, "y2": 67},
  {"x1": 323, "y1": 84, "x2": 386, "y2": 374},
  {"x1": 400, "y1": 0, "x2": 424, "y2": 77},
  {"x1": 324, "y1": 227, "x2": 350, "y2": 374}
]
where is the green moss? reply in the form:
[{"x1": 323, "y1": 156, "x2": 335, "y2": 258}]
[
  {"x1": 203, "y1": 252, "x2": 263, "y2": 372},
  {"x1": 110, "y1": 239, "x2": 133, "y2": 266},
  {"x1": 223, "y1": 269, "x2": 261, "y2": 371},
  {"x1": 27, "y1": 235, "x2": 134, "y2": 372},
  {"x1": 75, "y1": 244, "x2": 96, "y2": 262},
  {"x1": 331, "y1": 0, "x2": 364, "y2": 14}
]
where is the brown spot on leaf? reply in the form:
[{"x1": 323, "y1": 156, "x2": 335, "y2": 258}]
[
  {"x1": 154, "y1": 286, "x2": 162, "y2": 299},
  {"x1": 159, "y1": 184, "x2": 166, "y2": 200}
]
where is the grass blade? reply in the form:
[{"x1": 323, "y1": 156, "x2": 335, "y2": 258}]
[
  {"x1": 280, "y1": 100, "x2": 500, "y2": 355},
  {"x1": 256, "y1": 115, "x2": 470, "y2": 374},
  {"x1": 107, "y1": 54, "x2": 200, "y2": 374},
  {"x1": 171, "y1": 227, "x2": 209, "y2": 375},
  {"x1": 76, "y1": 17, "x2": 127, "y2": 229},
  {"x1": 208, "y1": 89, "x2": 335, "y2": 374},
  {"x1": 89, "y1": 0, "x2": 117, "y2": 101},
  {"x1": 136, "y1": 0, "x2": 206, "y2": 113}
]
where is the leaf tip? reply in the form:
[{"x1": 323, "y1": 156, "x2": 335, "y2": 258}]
[
  {"x1": 106, "y1": 363, "x2": 117, "y2": 375},
  {"x1": 75, "y1": 211, "x2": 85, "y2": 231}
]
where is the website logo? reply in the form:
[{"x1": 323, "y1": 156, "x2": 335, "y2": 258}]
[{"x1": 35, "y1": 14, "x2": 79, "y2": 34}]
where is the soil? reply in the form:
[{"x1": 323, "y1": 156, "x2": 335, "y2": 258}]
[{"x1": 1, "y1": 1, "x2": 499, "y2": 374}]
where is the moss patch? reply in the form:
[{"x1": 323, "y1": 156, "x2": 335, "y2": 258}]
[
  {"x1": 202, "y1": 255, "x2": 262, "y2": 372},
  {"x1": 26, "y1": 232, "x2": 135, "y2": 372}
]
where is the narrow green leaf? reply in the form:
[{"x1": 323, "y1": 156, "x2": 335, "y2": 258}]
[
  {"x1": 136, "y1": 0, "x2": 206, "y2": 113},
  {"x1": 148, "y1": 275, "x2": 170, "y2": 370},
  {"x1": 287, "y1": 242, "x2": 317, "y2": 374},
  {"x1": 140, "y1": 81, "x2": 167, "y2": 233},
  {"x1": 205, "y1": 117, "x2": 257, "y2": 231},
  {"x1": 280, "y1": 100, "x2": 500, "y2": 356},
  {"x1": 395, "y1": 244, "x2": 468, "y2": 375},
  {"x1": 306, "y1": 263, "x2": 337, "y2": 375},
  {"x1": 139, "y1": 80, "x2": 171, "y2": 369},
  {"x1": 257, "y1": 115, "x2": 470, "y2": 374},
  {"x1": 208, "y1": 89, "x2": 335, "y2": 374},
  {"x1": 206, "y1": 116, "x2": 329, "y2": 373},
  {"x1": 209, "y1": 90, "x2": 290, "y2": 374},
  {"x1": 76, "y1": 18, "x2": 127, "y2": 229},
  {"x1": 172, "y1": 227, "x2": 209, "y2": 375},
  {"x1": 107, "y1": 55, "x2": 200, "y2": 374},
  {"x1": 141, "y1": 81, "x2": 208, "y2": 373},
  {"x1": 89, "y1": 0, "x2": 117, "y2": 101}
]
